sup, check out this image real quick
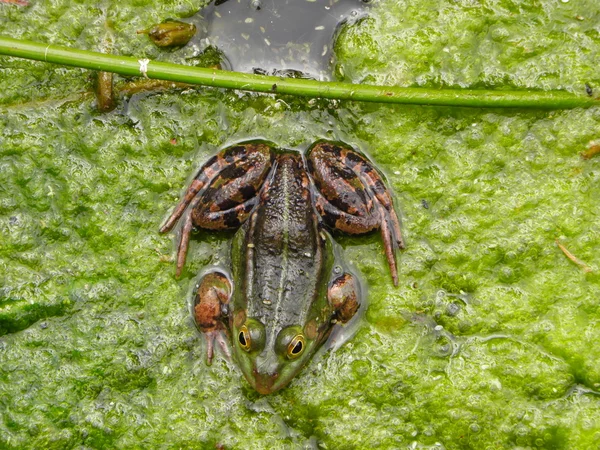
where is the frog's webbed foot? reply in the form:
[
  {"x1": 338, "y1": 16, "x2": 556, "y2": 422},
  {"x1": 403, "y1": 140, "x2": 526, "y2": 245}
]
[
  {"x1": 204, "y1": 330, "x2": 231, "y2": 365},
  {"x1": 193, "y1": 272, "x2": 232, "y2": 365},
  {"x1": 329, "y1": 272, "x2": 360, "y2": 324},
  {"x1": 307, "y1": 141, "x2": 404, "y2": 286},
  {"x1": 160, "y1": 142, "x2": 275, "y2": 277}
]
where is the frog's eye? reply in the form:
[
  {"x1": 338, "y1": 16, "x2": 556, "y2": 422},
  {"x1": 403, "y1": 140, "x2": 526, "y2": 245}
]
[
  {"x1": 238, "y1": 325, "x2": 251, "y2": 351},
  {"x1": 287, "y1": 335, "x2": 305, "y2": 359},
  {"x1": 237, "y1": 319, "x2": 265, "y2": 353},
  {"x1": 275, "y1": 326, "x2": 307, "y2": 359}
]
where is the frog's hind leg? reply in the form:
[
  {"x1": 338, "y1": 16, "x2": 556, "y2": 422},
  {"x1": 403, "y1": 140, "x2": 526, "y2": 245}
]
[
  {"x1": 160, "y1": 142, "x2": 274, "y2": 277},
  {"x1": 175, "y1": 195, "x2": 258, "y2": 277},
  {"x1": 307, "y1": 141, "x2": 404, "y2": 285},
  {"x1": 193, "y1": 271, "x2": 232, "y2": 365}
]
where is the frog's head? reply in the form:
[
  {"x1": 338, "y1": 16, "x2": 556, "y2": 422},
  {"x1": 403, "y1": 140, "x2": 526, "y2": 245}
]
[{"x1": 232, "y1": 316, "x2": 329, "y2": 394}]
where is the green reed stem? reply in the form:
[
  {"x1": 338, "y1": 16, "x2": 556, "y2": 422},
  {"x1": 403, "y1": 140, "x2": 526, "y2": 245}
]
[{"x1": 0, "y1": 36, "x2": 597, "y2": 109}]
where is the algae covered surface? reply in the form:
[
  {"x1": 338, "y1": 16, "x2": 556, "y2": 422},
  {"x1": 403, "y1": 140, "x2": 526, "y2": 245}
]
[{"x1": 1, "y1": 0, "x2": 600, "y2": 448}]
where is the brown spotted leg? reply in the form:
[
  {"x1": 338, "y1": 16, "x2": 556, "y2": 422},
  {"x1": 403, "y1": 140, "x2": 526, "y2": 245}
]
[
  {"x1": 359, "y1": 158, "x2": 405, "y2": 250},
  {"x1": 193, "y1": 272, "x2": 232, "y2": 364},
  {"x1": 160, "y1": 142, "x2": 274, "y2": 277},
  {"x1": 307, "y1": 141, "x2": 404, "y2": 285},
  {"x1": 161, "y1": 153, "x2": 233, "y2": 234}
]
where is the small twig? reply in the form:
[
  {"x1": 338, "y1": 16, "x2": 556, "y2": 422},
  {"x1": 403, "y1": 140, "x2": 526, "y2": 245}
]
[
  {"x1": 0, "y1": 0, "x2": 29, "y2": 5},
  {"x1": 555, "y1": 239, "x2": 592, "y2": 273}
]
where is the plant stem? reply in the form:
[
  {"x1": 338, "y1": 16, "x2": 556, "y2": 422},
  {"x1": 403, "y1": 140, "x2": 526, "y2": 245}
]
[{"x1": 0, "y1": 36, "x2": 597, "y2": 109}]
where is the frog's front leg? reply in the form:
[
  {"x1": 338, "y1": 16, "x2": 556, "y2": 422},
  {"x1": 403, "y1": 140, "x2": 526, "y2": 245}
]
[
  {"x1": 307, "y1": 141, "x2": 404, "y2": 285},
  {"x1": 193, "y1": 271, "x2": 232, "y2": 365},
  {"x1": 160, "y1": 142, "x2": 274, "y2": 277},
  {"x1": 329, "y1": 273, "x2": 360, "y2": 323}
]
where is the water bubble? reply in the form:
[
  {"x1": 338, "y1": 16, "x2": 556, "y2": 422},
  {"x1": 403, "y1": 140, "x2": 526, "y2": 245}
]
[{"x1": 446, "y1": 302, "x2": 460, "y2": 316}]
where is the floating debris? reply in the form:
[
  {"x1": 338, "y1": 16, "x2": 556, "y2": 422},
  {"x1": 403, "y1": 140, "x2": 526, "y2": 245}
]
[
  {"x1": 555, "y1": 239, "x2": 592, "y2": 273},
  {"x1": 118, "y1": 79, "x2": 194, "y2": 96},
  {"x1": 581, "y1": 142, "x2": 600, "y2": 160},
  {"x1": 138, "y1": 21, "x2": 197, "y2": 48},
  {"x1": 96, "y1": 71, "x2": 115, "y2": 112}
]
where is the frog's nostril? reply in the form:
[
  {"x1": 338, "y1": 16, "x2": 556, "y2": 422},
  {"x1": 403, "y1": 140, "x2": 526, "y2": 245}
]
[{"x1": 253, "y1": 367, "x2": 278, "y2": 378}]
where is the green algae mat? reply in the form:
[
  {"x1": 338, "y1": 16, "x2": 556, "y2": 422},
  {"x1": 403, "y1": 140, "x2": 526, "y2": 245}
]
[{"x1": 1, "y1": 0, "x2": 600, "y2": 448}]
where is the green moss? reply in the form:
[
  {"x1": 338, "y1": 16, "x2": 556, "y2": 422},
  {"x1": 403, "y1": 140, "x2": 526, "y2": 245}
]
[{"x1": 1, "y1": 0, "x2": 600, "y2": 448}]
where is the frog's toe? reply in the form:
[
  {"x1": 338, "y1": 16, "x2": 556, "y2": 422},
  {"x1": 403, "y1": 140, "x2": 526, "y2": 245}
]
[
  {"x1": 204, "y1": 330, "x2": 231, "y2": 365},
  {"x1": 215, "y1": 331, "x2": 231, "y2": 360}
]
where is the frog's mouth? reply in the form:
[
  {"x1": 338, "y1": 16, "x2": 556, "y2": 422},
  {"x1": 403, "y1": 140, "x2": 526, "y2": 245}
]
[
  {"x1": 250, "y1": 364, "x2": 306, "y2": 395},
  {"x1": 248, "y1": 350, "x2": 288, "y2": 395},
  {"x1": 246, "y1": 342, "x2": 324, "y2": 394},
  {"x1": 252, "y1": 369, "x2": 281, "y2": 395}
]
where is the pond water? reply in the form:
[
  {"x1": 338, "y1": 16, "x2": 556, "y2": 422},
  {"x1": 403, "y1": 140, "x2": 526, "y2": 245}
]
[
  {"x1": 1, "y1": 0, "x2": 600, "y2": 448},
  {"x1": 193, "y1": 0, "x2": 369, "y2": 77}
]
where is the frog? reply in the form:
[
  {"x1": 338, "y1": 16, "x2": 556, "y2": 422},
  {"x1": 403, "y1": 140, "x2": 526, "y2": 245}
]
[{"x1": 160, "y1": 140, "x2": 404, "y2": 394}]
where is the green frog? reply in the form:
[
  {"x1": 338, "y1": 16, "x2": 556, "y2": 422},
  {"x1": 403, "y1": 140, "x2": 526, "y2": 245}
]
[{"x1": 160, "y1": 140, "x2": 403, "y2": 394}]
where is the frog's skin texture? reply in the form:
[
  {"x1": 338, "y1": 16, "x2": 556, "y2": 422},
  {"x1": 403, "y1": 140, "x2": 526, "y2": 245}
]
[{"x1": 160, "y1": 140, "x2": 403, "y2": 394}]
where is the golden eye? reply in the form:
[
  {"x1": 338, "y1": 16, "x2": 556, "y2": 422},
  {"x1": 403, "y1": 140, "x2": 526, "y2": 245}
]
[
  {"x1": 287, "y1": 335, "x2": 305, "y2": 359},
  {"x1": 236, "y1": 319, "x2": 266, "y2": 353},
  {"x1": 238, "y1": 325, "x2": 251, "y2": 351}
]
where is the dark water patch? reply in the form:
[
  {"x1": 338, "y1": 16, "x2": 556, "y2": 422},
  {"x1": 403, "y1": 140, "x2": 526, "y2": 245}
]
[{"x1": 195, "y1": 0, "x2": 369, "y2": 78}]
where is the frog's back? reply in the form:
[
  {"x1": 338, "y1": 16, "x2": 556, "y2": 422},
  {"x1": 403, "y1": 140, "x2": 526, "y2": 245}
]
[{"x1": 232, "y1": 152, "x2": 331, "y2": 329}]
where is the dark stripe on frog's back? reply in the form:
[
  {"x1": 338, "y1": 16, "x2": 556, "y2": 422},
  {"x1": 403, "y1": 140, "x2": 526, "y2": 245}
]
[{"x1": 244, "y1": 153, "x2": 326, "y2": 328}]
